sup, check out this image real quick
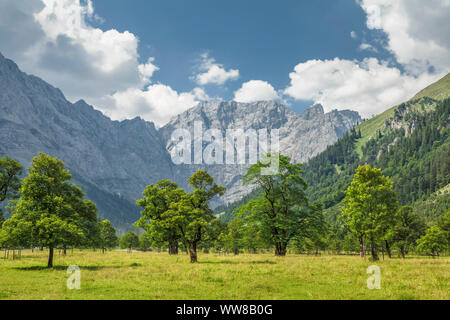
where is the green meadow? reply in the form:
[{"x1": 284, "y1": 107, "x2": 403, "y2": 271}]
[{"x1": 0, "y1": 250, "x2": 448, "y2": 300}]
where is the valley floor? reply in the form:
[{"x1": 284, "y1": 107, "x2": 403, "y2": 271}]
[{"x1": 0, "y1": 250, "x2": 448, "y2": 300}]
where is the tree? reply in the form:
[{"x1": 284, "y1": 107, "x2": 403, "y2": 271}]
[
  {"x1": 342, "y1": 165, "x2": 398, "y2": 261},
  {"x1": 238, "y1": 154, "x2": 318, "y2": 256},
  {"x1": 391, "y1": 206, "x2": 426, "y2": 258},
  {"x1": 0, "y1": 156, "x2": 22, "y2": 204},
  {"x1": 220, "y1": 218, "x2": 243, "y2": 255},
  {"x1": 437, "y1": 209, "x2": 450, "y2": 245},
  {"x1": 0, "y1": 209, "x2": 4, "y2": 228},
  {"x1": 0, "y1": 157, "x2": 23, "y2": 227},
  {"x1": 201, "y1": 219, "x2": 227, "y2": 253},
  {"x1": 135, "y1": 180, "x2": 185, "y2": 255},
  {"x1": 120, "y1": 231, "x2": 139, "y2": 252},
  {"x1": 139, "y1": 233, "x2": 153, "y2": 251},
  {"x1": 417, "y1": 226, "x2": 448, "y2": 257},
  {"x1": 99, "y1": 220, "x2": 118, "y2": 253},
  {"x1": 1, "y1": 153, "x2": 98, "y2": 267},
  {"x1": 169, "y1": 170, "x2": 225, "y2": 263}
]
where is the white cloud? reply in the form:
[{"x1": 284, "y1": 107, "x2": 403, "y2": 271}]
[
  {"x1": 358, "y1": 0, "x2": 450, "y2": 74},
  {"x1": 194, "y1": 53, "x2": 239, "y2": 86},
  {"x1": 359, "y1": 42, "x2": 378, "y2": 52},
  {"x1": 138, "y1": 57, "x2": 159, "y2": 83},
  {"x1": 105, "y1": 85, "x2": 208, "y2": 127},
  {"x1": 350, "y1": 31, "x2": 358, "y2": 39},
  {"x1": 284, "y1": 58, "x2": 443, "y2": 117},
  {"x1": 0, "y1": 0, "x2": 207, "y2": 126},
  {"x1": 234, "y1": 80, "x2": 279, "y2": 103}
]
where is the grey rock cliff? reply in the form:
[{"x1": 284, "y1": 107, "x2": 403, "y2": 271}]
[
  {"x1": 160, "y1": 100, "x2": 361, "y2": 204},
  {"x1": 0, "y1": 53, "x2": 361, "y2": 226},
  {"x1": 0, "y1": 53, "x2": 173, "y2": 228}
]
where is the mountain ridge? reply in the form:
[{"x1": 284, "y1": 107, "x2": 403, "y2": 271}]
[{"x1": 0, "y1": 52, "x2": 361, "y2": 229}]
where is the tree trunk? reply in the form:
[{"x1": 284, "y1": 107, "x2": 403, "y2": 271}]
[
  {"x1": 48, "y1": 247, "x2": 54, "y2": 268},
  {"x1": 384, "y1": 240, "x2": 391, "y2": 258},
  {"x1": 275, "y1": 242, "x2": 287, "y2": 256},
  {"x1": 233, "y1": 248, "x2": 239, "y2": 255},
  {"x1": 63, "y1": 246, "x2": 67, "y2": 256},
  {"x1": 400, "y1": 246, "x2": 405, "y2": 259},
  {"x1": 370, "y1": 236, "x2": 379, "y2": 261},
  {"x1": 168, "y1": 240, "x2": 179, "y2": 255},
  {"x1": 189, "y1": 243, "x2": 198, "y2": 263},
  {"x1": 358, "y1": 236, "x2": 365, "y2": 258},
  {"x1": 102, "y1": 247, "x2": 105, "y2": 254}
]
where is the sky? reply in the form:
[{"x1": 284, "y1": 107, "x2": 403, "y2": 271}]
[{"x1": 0, "y1": 0, "x2": 449, "y2": 126}]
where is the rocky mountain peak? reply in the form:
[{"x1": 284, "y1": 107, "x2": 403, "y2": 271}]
[
  {"x1": 302, "y1": 104, "x2": 325, "y2": 120},
  {"x1": 0, "y1": 52, "x2": 362, "y2": 225}
]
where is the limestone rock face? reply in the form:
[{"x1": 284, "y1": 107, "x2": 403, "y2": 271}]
[
  {"x1": 160, "y1": 100, "x2": 361, "y2": 204},
  {"x1": 0, "y1": 52, "x2": 361, "y2": 226},
  {"x1": 0, "y1": 53, "x2": 173, "y2": 228}
]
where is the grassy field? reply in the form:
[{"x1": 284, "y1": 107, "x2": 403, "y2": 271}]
[{"x1": 0, "y1": 250, "x2": 448, "y2": 300}]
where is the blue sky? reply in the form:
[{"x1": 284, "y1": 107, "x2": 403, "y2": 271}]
[
  {"x1": 0, "y1": 0, "x2": 448, "y2": 125},
  {"x1": 92, "y1": 0, "x2": 388, "y2": 113}
]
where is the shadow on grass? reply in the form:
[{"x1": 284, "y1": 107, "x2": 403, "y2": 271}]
[
  {"x1": 14, "y1": 265, "x2": 124, "y2": 271},
  {"x1": 198, "y1": 260, "x2": 276, "y2": 265}
]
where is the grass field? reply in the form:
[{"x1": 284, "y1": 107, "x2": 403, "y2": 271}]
[{"x1": 0, "y1": 250, "x2": 448, "y2": 300}]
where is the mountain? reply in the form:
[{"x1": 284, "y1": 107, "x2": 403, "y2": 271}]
[
  {"x1": 160, "y1": 100, "x2": 361, "y2": 204},
  {"x1": 0, "y1": 52, "x2": 173, "y2": 229},
  {"x1": 214, "y1": 73, "x2": 450, "y2": 223},
  {"x1": 0, "y1": 52, "x2": 361, "y2": 229},
  {"x1": 412, "y1": 73, "x2": 450, "y2": 101}
]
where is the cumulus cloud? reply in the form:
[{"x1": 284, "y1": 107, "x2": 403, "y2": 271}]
[
  {"x1": 103, "y1": 85, "x2": 207, "y2": 126},
  {"x1": 284, "y1": 58, "x2": 443, "y2": 117},
  {"x1": 234, "y1": 80, "x2": 279, "y2": 103},
  {"x1": 0, "y1": 0, "x2": 151, "y2": 100},
  {"x1": 285, "y1": 0, "x2": 449, "y2": 117},
  {"x1": 194, "y1": 53, "x2": 239, "y2": 86},
  {"x1": 350, "y1": 31, "x2": 358, "y2": 39},
  {"x1": 359, "y1": 42, "x2": 378, "y2": 52},
  {"x1": 0, "y1": 0, "x2": 208, "y2": 126},
  {"x1": 359, "y1": 0, "x2": 450, "y2": 74}
]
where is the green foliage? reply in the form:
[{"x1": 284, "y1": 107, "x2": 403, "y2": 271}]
[
  {"x1": 99, "y1": 219, "x2": 118, "y2": 252},
  {"x1": 0, "y1": 156, "x2": 23, "y2": 204},
  {"x1": 119, "y1": 231, "x2": 139, "y2": 250},
  {"x1": 0, "y1": 153, "x2": 99, "y2": 267},
  {"x1": 342, "y1": 165, "x2": 398, "y2": 260},
  {"x1": 169, "y1": 170, "x2": 226, "y2": 262},
  {"x1": 238, "y1": 154, "x2": 324, "y2": 256},
  {"x1": 417, "y1": 226, "x2": 448, "y2": 257},
  {"x1": 135, "y1": 180, "x2": 185, "y2": 254},
  {"x1": 139, "y1": 233, "x2": 153, "y2": 251},
  {"x1": 201, "y1": 218, "x2": 227, "y2": 252},
  {"x1": 437, "y1": 209, "x2": 450, "y2": 244},
  {"x1": 413, "y1": 191, "x2": 450, "y2": 224},
  {"x1": 305, "y1": 98, "x2": 450, "y2": 224},
  {"x1": 390, "y1": 206, "x2": 426, "y2": 258}
]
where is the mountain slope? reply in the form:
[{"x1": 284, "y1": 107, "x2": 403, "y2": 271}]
[
  {"x1": 354, "y1": 73, "x2": 450, "y2": 156},
  {"x1": 160, "y1": 100, "x2": 361, "y2": 204},
  {"x1": 216, "y1": 75, "x2": 450, "y2": 224},
  {"x1": 0, "y1": 52, "x2": 361, "y2": 228},
  {"x1": 0, "y1": 52, "x2": 174, "y2": 230},
  {"x1": 412, "y1": 73, "x2": 450, "y2": 101}
]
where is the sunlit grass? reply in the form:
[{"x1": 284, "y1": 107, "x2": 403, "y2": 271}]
[{"x1": 0, "y1": 250, "x2": 448, "y2": 300}]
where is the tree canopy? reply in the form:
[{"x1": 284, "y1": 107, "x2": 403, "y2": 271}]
[
  {"x1": 342, "y1": 164, "x2": 398, "y2": 260},
  {"x1": 238, "y1": 154, "x2": 323, "y2": 256},
  {"x1": 135, "y1": 180, "x2": 185, "y2": 255},
  {"x1": 0, "y1": 153, "x2": 98, "y2": 267}
]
